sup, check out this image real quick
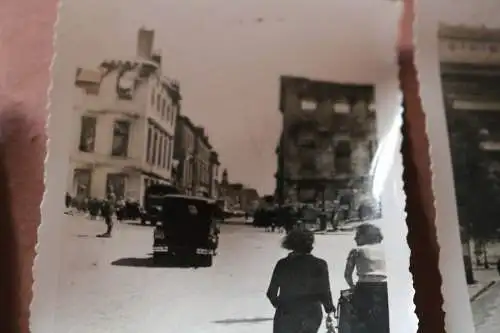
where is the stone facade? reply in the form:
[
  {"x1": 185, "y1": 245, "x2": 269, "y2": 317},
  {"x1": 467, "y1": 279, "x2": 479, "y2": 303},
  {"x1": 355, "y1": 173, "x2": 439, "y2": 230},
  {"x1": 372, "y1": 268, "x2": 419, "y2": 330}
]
[{"x1": 173, "y1": 115, "x2": 221, "y2": 197}]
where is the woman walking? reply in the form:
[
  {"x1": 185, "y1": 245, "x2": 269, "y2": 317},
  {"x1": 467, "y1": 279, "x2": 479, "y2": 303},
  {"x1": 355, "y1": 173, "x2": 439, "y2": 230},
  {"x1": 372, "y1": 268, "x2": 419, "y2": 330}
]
[
  {"x1": 266, "y1": 229, "x2": 335, "y2": 333},
  {"x1": 344, "y1": 223, "x2": 389, "y2": 333}
]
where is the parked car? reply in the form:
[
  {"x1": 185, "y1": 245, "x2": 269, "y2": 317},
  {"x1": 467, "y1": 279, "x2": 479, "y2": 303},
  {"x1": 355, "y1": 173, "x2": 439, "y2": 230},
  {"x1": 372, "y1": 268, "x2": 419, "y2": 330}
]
[
  {"x1": 152, "y1": 194, "x2": 220, "y2": 267},
  {"x1": 141, "y1": 184, "x2": 180, "y2": 225}
]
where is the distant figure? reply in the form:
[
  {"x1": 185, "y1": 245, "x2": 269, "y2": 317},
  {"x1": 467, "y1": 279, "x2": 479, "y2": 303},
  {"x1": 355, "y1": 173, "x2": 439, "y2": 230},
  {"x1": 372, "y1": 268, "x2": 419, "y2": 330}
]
[
  {"x1": 65, "y1": 192, "x2": 72, "y2": 209},
  {"x1": 496, "y1": 258, "x2": 500, "y2": 276},
  {"x1": 98, "y1": 196, "x2": 115, "y2": 238},
  {"x1": 88, "y1": 198, "x2": 100, "y2": 220},
  {"x1": 344, "y1": 223, "x2": 389, "y2": 333},
  {"x1": 267, "y1": 229, "x2": 335, "y2": 333}
]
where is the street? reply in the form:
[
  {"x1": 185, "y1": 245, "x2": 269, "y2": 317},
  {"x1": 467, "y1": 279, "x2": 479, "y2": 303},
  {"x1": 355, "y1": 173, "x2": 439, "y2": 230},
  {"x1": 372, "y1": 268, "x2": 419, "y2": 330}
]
[
  {"x1": 54, "y1": 214, "x2": 356, "y2": 333},
  {"x1": 473, "y1": 282, "x2": 500, "y2": 333}
]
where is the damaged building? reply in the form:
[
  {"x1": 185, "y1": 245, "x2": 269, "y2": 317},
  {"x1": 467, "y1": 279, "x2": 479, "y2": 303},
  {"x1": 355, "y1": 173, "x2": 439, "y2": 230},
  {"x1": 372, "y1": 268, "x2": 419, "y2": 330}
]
[
  {"x1": 68, "y1": 27, "x2": 181, "y2": 205},
  {"x1": 275, "y1": 75, "x2": 378, "y2": 210}
]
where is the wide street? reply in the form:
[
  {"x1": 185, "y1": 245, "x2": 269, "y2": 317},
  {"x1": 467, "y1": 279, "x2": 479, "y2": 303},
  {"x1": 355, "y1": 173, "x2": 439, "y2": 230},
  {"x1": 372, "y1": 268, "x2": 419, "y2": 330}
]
[{"x1": 53, "y1": 214, "x2": 356, "y2": 333}]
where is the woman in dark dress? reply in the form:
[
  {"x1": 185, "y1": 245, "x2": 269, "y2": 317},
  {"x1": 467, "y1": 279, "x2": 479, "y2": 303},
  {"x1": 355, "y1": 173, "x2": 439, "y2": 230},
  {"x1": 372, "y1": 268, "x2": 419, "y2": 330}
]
[{"x1": 267, "y1": 229, "x2": 335, "y2": 333}]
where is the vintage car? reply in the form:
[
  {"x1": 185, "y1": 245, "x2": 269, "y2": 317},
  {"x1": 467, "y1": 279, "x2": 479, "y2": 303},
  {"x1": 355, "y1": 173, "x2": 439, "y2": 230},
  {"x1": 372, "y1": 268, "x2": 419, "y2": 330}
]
[
  {"x1": 152, "y1": 195, "x2": 221, "y2": 267},
  {"x1": 141, "y1": 184, "x2": 180, "y2": 225}
]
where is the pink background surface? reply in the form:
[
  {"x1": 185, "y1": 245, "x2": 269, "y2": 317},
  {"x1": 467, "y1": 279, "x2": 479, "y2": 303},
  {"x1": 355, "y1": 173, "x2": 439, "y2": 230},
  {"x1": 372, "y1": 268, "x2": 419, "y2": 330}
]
[{"x1": 0, "y1": 0, "x2": 418, "y2": 332}]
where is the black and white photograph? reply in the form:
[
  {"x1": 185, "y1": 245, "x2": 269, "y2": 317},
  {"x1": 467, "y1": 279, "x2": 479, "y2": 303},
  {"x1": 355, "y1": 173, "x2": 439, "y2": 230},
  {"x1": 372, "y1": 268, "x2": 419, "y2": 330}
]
[
  {"x1": 415, "y1": 1, "x2": 500, "y2": 331},
  {"x1": 33, "y1": 1, "x2": 412, "y2": 332},
  {"x1": 438, "y1": 24, "x2": 500, "y2": 332}
]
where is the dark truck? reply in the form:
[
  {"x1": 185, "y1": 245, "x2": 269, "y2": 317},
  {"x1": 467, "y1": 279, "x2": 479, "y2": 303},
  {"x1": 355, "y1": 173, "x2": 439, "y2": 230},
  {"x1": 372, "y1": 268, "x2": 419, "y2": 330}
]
[
  {"x1": 141, "y1": 184, "x2": 180, "y2": 225},
  {"x1": 152, "y1": 195, "x2": 221, "y2": 267}
]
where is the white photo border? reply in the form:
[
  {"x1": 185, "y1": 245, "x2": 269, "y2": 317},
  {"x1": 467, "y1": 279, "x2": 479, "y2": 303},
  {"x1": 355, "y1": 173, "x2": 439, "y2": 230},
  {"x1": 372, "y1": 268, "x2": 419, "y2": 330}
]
[{"x1": 33, "y1": 1, "x2": 415, "y2": 332}]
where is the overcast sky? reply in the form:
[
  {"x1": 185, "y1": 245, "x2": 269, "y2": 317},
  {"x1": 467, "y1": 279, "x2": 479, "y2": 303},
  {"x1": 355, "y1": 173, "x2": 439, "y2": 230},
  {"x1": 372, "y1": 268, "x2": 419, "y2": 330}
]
[{"x1": 55, "y1": 0, "x2": 397, "y2": 195}]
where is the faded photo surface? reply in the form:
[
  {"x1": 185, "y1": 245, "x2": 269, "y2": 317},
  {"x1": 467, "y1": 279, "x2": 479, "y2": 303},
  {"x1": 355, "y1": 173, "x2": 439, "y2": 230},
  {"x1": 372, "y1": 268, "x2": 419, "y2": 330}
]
[
  {"x1": 415, "y1": 0, "x2": 500, "y2": 332},
  {"x1": 34, "y1": 1, "x2": 412, "y2": 333},
  {"x1": 439, "y1": 24, "x2": 500, "y2": 332}
]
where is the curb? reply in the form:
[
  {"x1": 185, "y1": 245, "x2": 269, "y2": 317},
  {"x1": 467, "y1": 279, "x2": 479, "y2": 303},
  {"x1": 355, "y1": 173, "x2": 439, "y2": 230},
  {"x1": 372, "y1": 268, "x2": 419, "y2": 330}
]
[{"x1": 470, "y1": 280, "x2": 498, "y2": 302}]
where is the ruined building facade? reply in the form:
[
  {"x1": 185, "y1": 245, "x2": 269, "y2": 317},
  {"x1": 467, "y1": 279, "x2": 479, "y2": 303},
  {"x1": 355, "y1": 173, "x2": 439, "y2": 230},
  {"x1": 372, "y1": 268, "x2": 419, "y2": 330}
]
[{"x1": 275, "y1": 76, "x2": 377, "y2": 205}]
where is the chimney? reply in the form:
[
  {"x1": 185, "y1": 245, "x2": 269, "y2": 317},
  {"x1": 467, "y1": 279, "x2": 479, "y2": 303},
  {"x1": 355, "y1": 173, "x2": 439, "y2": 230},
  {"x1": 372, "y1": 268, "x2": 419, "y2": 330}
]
[{"x1": 137, "y1": 27, "x2": 155, "y2": 59}]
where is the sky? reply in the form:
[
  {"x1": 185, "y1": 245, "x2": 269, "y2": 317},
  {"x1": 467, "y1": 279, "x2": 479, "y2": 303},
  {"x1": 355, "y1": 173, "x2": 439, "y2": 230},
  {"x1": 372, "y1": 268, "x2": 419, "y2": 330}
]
[{"x1": 54, "y1": 0, "x2": 398, "y2": 195}]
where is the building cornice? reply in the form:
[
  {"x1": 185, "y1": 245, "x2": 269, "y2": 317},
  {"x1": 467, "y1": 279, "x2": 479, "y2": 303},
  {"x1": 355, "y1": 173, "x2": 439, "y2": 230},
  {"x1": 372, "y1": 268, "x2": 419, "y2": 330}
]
[{"x1": 439, "y1": 24, "x2": 500, "y2": 43}]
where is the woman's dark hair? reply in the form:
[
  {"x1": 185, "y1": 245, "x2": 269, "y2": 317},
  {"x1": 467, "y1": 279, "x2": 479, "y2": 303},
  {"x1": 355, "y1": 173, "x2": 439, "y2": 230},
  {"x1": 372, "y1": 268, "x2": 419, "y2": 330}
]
[{"x1": 281, "y1": 229, "x2": 315, "y2": 253}]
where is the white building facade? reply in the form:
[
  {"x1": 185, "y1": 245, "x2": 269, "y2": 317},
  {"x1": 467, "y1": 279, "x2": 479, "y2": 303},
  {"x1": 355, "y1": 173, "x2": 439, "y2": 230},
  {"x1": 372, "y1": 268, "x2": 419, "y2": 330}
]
[{"x1": 67, "y1": 28, "x2": 181, "y2": 205}]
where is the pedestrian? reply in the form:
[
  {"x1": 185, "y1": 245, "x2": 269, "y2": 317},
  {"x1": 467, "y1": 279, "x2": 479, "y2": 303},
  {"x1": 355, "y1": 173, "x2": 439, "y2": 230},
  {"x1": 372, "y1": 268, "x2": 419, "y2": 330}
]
[
  {"x1": 88, "y1": 198, "x2": 99, "y2": 220},
  {"x1": 98, "y1": 196, "x2": 115, "y2": 238},
  {"x1": 65, "y1": 192, "x2": 71, "y2": 209},
  {"x1": 266, "y1": 229, "x2": 335, "y2": 333},
  {"x1": 344, "y1": 223, "x2": 389, "y2": 333}
]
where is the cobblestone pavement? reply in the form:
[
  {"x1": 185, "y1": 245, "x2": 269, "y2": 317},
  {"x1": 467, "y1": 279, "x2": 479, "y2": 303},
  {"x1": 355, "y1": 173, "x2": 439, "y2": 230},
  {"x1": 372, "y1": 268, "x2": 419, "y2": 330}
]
[{"x1": 53, "y1": 214, "x2": 356, "y2": 333}]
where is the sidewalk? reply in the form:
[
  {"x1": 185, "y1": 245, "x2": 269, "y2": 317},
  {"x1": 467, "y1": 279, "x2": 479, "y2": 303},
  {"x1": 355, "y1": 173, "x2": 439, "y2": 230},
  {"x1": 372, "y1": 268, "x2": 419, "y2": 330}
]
[
  {"x1": 469, "y1": 242, "x2": 500, "y2": 301},
  {"x1": 469, "y1": 269, "x2": 500, "y2": 302}
]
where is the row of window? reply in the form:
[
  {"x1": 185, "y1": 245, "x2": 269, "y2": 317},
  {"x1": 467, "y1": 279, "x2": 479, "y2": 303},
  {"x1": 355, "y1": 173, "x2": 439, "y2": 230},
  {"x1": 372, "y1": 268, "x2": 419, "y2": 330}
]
[
  {"x1": 333, "y1": 140, "x2": 376, "y2": 159},
  {"x1": 79, "y1": 116, "x2": 131, "y2": 157},
  {"x1": 151, "y1": 87, "x2": 176, "y2": 125},
  {"x1": 146, "y1": 122, "x2": 173, "y2": 170},
  {"x1": 73, "y1": 169, "x2": 126, "y2": 200},
  {"x1": 300, "y1": 99, "x2": 375, "y2": 114},
  {"x1": 446, "y1": 40, "x2": 499, "y2": 53}
]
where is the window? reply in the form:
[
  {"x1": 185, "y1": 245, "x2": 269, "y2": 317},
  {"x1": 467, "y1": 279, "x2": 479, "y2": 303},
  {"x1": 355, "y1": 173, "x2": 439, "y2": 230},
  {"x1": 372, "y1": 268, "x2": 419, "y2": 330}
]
[
  {"x1": 301, "y1": 99, "x2": 317, "y2": 111},
  {"x1": 167, "y1": 139, "x2": 173, "y2": 170},
  {"x1": 334, "y1": 140, "x2": 352, "y2": 174},
  {"x1": 156, "y1": 94, "x2": 161, "y2": 112},
  {"x1": 146, "y1": 125, "x2": 153, "y2": 162},
  {"x1": 151, "y1": 89, "x2": 155, "y2": 107},
  {"x1": 333, "y1": 102, "x2": 350, "y2": 114},
  {"x1": 106, "y1": 173, "x2": 126, "y2": 199},
  {"x1": 163, "y1": 136, "x2": 169, "y2": 168},
  {"x1": 73, "y1": 169, "x2": 91, "y2": 198},
  {"x1": 161, "y1": 99, "x2": 166, "y2": 119},
  {"x1": 167, "y1": 105, "x2": 171, "y2": 122},
  {"x1": 158, "y1": 134, "x2": 164, "y2": 167},
  {"x1": 111, "y1": 120, "x2": 130, "y2": 157},
  {"x1": 152, "y1": 130, "x2": 158, "y2": 165},
  {"x1": 78, "y1": 116, "x2": 97, "y2": 152}
]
